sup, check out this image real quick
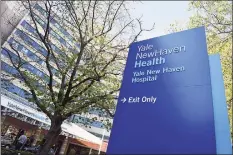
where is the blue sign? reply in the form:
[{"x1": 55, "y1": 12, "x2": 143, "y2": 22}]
[
  {"x1": 209, "y1": 54, "x2": 232, "y2": 154},
  {"x1": 107, "y1": 27, "x2": 217, "y2": 154}
]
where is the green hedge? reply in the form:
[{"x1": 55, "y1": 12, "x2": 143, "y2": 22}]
[{"x1": 1, "y1": 147, "x2": 35, "y2": 155}]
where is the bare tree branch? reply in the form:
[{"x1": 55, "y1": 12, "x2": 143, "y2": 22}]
[
  {"x1": 4, "y1": 45, "x2": 52, "y2": 118},
  {"x1": 79, "y1": 0, "x2": 92, "y2": 27},
  {"x1": 91, "y1": 0, "x2": 97, "y2": 35},
  {"x1": 28, "y1": 0, "x2": 56, "y2": 103},
  {"x1": 101, "y1": 1, "x2": 115, "y2": 34}
]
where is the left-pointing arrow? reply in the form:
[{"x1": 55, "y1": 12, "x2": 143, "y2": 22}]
[{"x1": 121, "y1": 97, "x2": 126, "y2": 103}]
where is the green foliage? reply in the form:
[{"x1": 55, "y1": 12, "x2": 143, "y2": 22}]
[
  {"x1": 1, "y1": 1, "x2": 154, "y2": 154},
  {"x1": 188, "y1": 1, "x2": 232, "y2": 37},
  {"x1": 2, "y1": 1, "x2": 151, "y2": 127},
  {"x1": 168, "y1": 1, "x2": 232, "y2": 135}
]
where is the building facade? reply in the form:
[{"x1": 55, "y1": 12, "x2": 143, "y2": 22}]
[
  {"x1": 1, "y1": 1, "x2": 27, "y2": 45},
  {"x1": 70, "y1": 112, "x2": 112, "y2": 141},
  {"x1": 1, "y1": 2, "x2": 111, "y2": 154}
]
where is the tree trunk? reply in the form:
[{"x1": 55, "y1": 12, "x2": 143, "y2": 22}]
[{"x1": 37, "y1": 117, "x2": 63, "y2": 155}]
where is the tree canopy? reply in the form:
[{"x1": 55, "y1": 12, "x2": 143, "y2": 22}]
[{"x1": 1, "y1": 1, "x2": 154, "y2": 154}]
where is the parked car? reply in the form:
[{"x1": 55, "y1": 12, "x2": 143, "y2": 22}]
[
  {"x1": 1, "y1": 135, "x2": 14, "y2": 148},
  {"x1": 23, "y1": 145, "x2": 55, "y2": 155},
  {"x1": 23, "y1": 145, "x2": 40, "y2": 153}
]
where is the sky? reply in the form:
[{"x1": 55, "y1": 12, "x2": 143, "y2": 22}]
[
  {"x1": 5, "y1": 1, "x2": 194, "y2": 42},
  {"x1": 129, "y1": 1, "x2": 194, "y2": 41}
]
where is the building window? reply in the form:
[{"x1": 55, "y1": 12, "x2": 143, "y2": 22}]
[
  {"x1": 33, "y1": 4, "x2": 80, "y2": 50},
  {"x1": 21, "y1": 47, "x2": 29, "y2": 54},
  {"x1": 1, "y1": 61, "x2": 19, "y2": 76},
  {"x1": 91, "y1": 121, "x2": 104, "y2": 128},
  {"x1": 21, "y1": 20, "x2": 38, "y2": 36},
  {"x1": 2, "y1": 47, "x2": 51, "y2": 84},
  {"x1": 34, "y1": 4, "x2": 47, "y2": 17},
  {"x1": 7, "y1": 38, "x2": 49, "y2": 70},
  {"x1": 15, "y1": 29, "x2": 47, "y2": 57},
  {"x1": 36, "y1": 70, "x2": 43, "y2": 77},
  {"x1": 72, "y1": 115, "x2": 105, "y2": 129},
  {"x1": 1, "y1": 79, "x2": 32, "y2": 100},
  {"x1": 23, "y1": 64, "x2": 34, "y2": 72},
  {"x1": 1, "y1": 48, "x2": 20, "y2": 63}
]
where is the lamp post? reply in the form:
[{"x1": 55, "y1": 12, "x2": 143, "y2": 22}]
[{"x1": 98, "y1": 129, "x2": 106, "y2": 155}]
